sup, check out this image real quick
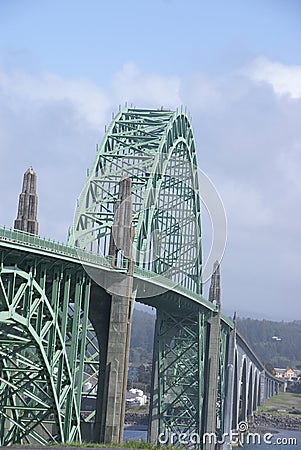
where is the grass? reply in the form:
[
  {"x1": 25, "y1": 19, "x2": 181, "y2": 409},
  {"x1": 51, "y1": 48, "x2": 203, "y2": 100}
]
[{"x1": 258, "y1": 392, "x2": 301, "y2": 416}]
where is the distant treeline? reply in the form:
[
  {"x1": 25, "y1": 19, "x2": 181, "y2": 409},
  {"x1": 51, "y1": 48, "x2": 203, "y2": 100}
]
[
  {"x1": 129, "y1": 309, "x2": 301, "y2": 369},
  {"x1": 237, "y1": 318, "x2": 301, "y2": 369},
  {"x1": 129, "y1": 308, "x2": 155, "y2": 365}
]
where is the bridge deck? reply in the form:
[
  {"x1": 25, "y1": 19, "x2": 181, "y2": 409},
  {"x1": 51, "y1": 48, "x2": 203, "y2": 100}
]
[
  {"x1": 0, "y1": 225, "x2": 280, "y2": 380},
  {"x1": 0, "y1": 225, "x2": 216, "y2": 312}
]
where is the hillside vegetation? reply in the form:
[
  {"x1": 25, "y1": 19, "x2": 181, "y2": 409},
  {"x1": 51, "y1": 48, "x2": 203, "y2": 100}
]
[
  {"x1": 129, "y1": 308, "x2": 155, "y2": 364},
  {"x1": 237, "y1": 318, "x2": 301, "y2": 368},
  {"x1": 129, "y1": 309, "x2": 301, "y2": 369}
]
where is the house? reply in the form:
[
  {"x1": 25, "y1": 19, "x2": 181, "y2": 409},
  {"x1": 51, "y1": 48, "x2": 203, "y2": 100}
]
[
  {"x1": 274, "y1": 368, "x2": 286, "y2": 379},
  {"x1": 274, "y1": 368, "x2": 300, "y2": 381},
  {"x1": 126, "y1": 388, "x2": 148, "y2": 406}
]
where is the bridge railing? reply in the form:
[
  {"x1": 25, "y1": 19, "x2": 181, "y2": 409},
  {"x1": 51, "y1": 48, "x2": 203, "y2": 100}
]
[
  {"x1": 235, "y1": 328, "x2": 285, "y2": 385},
  {"x1": 0, "y1": 225, "x2": 75, "y2": 255},
  {"x1": 0, "y1": 225, "x2": 111, "y2": 268},
  {"x1": 0, "y1": 225, "x2": 216, "y2": 312}
]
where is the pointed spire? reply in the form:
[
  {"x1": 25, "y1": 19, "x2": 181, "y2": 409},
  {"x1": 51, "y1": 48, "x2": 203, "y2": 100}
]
[
  {"x1": 208, "y1": 260, "x2": 221, "y2": 308},
  {"x1": 14, "y1": 167, "x2": 39, "y2": 235},
  {"x1": 233, "y1": 311, "x2": 237, "y2": 330}
]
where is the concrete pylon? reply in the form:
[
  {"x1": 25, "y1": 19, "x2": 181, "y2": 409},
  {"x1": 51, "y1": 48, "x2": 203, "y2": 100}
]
[
  {"x1": 204, "y1": 261, "x2": 221, "y2": 450},
  {"x1": 100, "y1": 176, "x2": 134, "y2": 444},
  {"x1": 221, "y1": 327, "x2": 236, "y2": 450},
  {"x1": 148, "y1": 316, "x2": 159, "y2": 444},
  {"x1": 259, "y1": 371, "x2": 266, "y2": 406},
  {"x1": 14, "y1": 167, "x2": 39, "y2": 234}
]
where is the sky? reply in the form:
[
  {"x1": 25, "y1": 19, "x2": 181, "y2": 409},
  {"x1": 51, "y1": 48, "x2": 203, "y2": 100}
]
[{"x1": 0, "y1": 0, "x2": 301, "y2": 321}]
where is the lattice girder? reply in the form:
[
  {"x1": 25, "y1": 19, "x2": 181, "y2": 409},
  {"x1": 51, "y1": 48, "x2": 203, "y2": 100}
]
[
  {"x1": 0, "y1": 255, "x2": 91, "y2": 445},
  {"x1": 69, "y1": 108, "x2": 202, "y2": 294},
  {"x1": 152, "y1": 309, "x2": 209, "y2": 446}
]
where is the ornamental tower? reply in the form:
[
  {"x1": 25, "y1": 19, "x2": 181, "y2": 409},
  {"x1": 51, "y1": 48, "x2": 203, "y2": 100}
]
[{"x1": 14, "y1": 167, "x2": 39, "y2": 235}]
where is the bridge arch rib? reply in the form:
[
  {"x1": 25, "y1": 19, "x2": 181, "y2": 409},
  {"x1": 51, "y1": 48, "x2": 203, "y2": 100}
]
[
  {"x1": 0, "y1": 259, "x2": 93, "y2": 446},
  {"x1": 69, "y1": 108, "x2": 202, "y2": 294}
]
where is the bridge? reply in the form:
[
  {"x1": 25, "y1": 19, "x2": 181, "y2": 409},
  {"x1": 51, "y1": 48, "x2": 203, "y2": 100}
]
[{"x1": 0, "y1": 108, "x2": 283, "y2": 448}]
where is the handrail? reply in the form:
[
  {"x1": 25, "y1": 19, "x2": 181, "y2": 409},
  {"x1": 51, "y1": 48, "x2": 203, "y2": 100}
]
[
  {"x1": 0, "y1": 225, "x2": 111, "y2": 267},
  {"x1": 0, "y1": 225, "x2": 214, "y2": 311}
]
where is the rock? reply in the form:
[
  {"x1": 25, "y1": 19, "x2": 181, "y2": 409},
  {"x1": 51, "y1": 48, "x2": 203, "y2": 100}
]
[
  {"x1": 252, "y1": 413, "x2": 301, "y2": 431},
  {"x1": 124, "y1": 413, "x2": 149, "y2": 425}
]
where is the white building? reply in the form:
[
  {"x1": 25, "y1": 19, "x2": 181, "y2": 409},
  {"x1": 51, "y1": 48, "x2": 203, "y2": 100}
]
[{"x1": 126, "y1": 388, "x2": 148, "y2": 405}]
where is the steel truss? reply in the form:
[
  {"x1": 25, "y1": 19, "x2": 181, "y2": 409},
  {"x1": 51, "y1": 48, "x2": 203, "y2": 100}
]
[
  {"x1": 69, "y1": 108, "x2": 202, "y2": 294},
  {"x1": 0, "y1": 250, "x2": 92, "y2": 445},
  {"x1": 68, "y1": 107, "x2": 205, "y2": 445},
  {"x1": 151, "y1": 308, "x2": 208, "y2": 446}
]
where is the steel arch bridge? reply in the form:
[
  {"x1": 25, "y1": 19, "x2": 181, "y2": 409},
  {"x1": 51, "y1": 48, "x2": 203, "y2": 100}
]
[
  {"x1": 69, "y1": 108, "x2": 202, "y2": 294},
  {"x1": 0, "y1": 108, "x2": 283, "y2": 448}
]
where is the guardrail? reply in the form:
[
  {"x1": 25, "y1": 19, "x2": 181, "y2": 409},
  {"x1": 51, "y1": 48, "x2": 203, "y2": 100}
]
[
  {"x1": 0, "y1": 225, "x2": 216, "y2": 313},
  {"x1": 0, "y1": 225, "x2": 111, "y2": 267}
]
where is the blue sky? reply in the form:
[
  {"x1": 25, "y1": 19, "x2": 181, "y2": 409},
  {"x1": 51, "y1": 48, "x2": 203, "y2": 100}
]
[
  {"x1": 1, "y1": 0, "x2": 301, "y2": 320},
  {"x1": 1, "y1": 0, "x2": 301, "y2": 79}
]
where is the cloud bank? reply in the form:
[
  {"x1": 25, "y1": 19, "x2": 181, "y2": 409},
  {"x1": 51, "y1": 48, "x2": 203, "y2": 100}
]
[
  {"x1": 246, "y1": 56, "x2": 301, "y2": 99},
  {"x1": 0, "y1": 58, "x2": 300, "y2": 320}
]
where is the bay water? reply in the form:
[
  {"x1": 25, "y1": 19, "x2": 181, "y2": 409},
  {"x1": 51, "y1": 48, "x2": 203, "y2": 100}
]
[{"x1": 124, "y1": 428, "x2": 301, "y2": 448}]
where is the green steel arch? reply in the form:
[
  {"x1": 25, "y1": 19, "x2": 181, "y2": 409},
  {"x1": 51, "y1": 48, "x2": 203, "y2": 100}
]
[
  {"x1": 69, "y1": 108, "x2": 202, "y2": 294},
  {"x1": 0, "y1": 227, "x2": 103, "y2": 446},
  {"x1": 0, "y1": 266, "x2": 85, "y2": 445}
]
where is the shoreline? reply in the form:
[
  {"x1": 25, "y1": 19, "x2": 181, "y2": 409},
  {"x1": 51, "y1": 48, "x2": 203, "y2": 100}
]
[
  {"x1": 123, "y1": 411, "x2": 301, "y2": 434},
  {"x1": 124, "y1": 424, "x2": 148, "y2": 431},
  {"x1": 124, "y1": 413, "x2": 148, "y2": 427},
  {"x1": 252, "y1": 412, "x2": 301, "y2": 432}
]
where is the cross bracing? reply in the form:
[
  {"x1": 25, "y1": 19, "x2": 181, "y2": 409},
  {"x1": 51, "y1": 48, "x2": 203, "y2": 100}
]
[
  {"x1": 0, "y1": 224, "x2": 284, "y2": 446},
  {"x1": 69, "y1": 108, "x2": 202, "y2": 295},
  {"x1": 0, "y1": 107, "x2": 284, "y2": 447},
  {"x1": 0, "y1": 255, "x2": 91, "y2": 445},
  {"x1": 154, "y1": 310, "x2": 207, "y2": 443}
]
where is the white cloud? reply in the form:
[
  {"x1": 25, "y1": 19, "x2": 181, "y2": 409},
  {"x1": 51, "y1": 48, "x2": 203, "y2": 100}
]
[
  {"x1": 0, "y1": 69, "x2": 110, "y2": 128},
  {"x1": 110, "y1": 62, "x2": 181, "y2": 109},
  {"x1": 245, "y1": 56, "x2": 301, "y2": 99},
  {"x1": 179, "y1": 73, "x2": 223, "y2": 111},
  {"x1": 0, "y1": 63, "x2": 184, "y2": 243},
  {"x1": 0, "y1": 63, "x2": 182, "y2": 131}
]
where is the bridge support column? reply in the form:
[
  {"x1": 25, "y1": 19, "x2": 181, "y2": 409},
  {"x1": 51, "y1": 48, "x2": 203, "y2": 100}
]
[
  {"x1": 203, "y1": 310, "x2": 221, "y2": 450},
  {"x1": 221, "y1": 329, "x2": 236, "y2": 450},
  {"x1": 259, "y1": 371, "x2": 266, "y2": 406},
  {"x1": 102, "y1": 289, "x2": 134, "y2": 443},
  {"x1": 148, "y1": 316, "x2": 159, "y2": 444},
  {"x1": 97, "y1": 176, "x2": 134, "y2": 444}
]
